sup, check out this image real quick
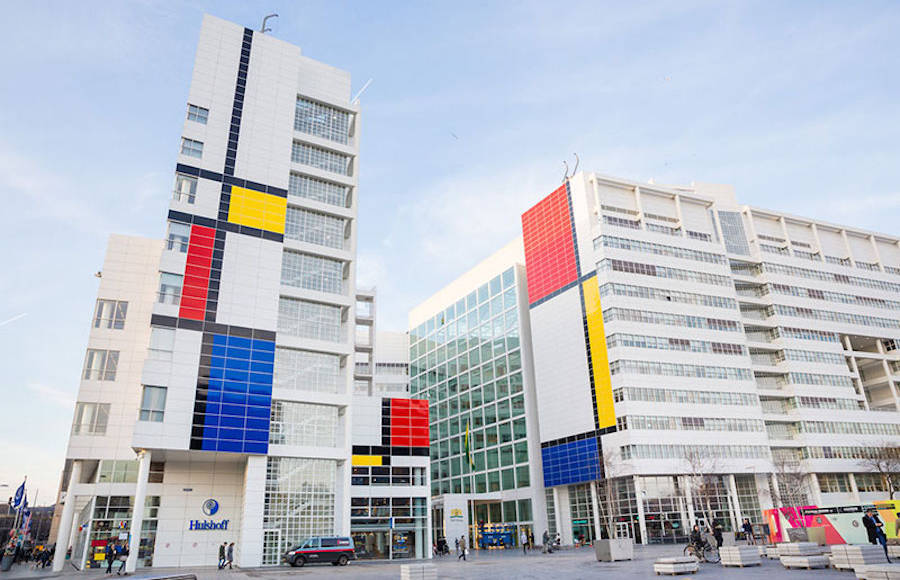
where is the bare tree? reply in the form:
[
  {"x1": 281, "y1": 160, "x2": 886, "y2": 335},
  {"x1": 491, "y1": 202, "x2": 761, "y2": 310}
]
[
  {"x1": 857, "y1": 440, "x2": 900, "y2": 499},
  {"x1": 769, "y1": 450, "x2": 812, "y2": 530},
  {"x1": 596, "y1": 446, "x2": 628, "y2": 540},
  {"x1": 683, "y1": 448, "x2": 724, "y2": 532}
]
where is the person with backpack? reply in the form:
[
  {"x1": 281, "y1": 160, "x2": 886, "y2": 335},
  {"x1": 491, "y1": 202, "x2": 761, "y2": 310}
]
[
  {"x1": 218, "y1": 542, "x2": 226, "y2": 569},
  {"x1": 105, "y1": 542, "x2": 115, "y2": 574},
  {"x1": 115, "y1": 543, "x2": 128, "y2": 575}
]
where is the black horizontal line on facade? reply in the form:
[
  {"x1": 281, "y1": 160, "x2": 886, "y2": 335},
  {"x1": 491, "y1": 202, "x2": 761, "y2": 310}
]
[
  {"x1": 175, "y1": 163, "x2": 288, "y2": 198},
  {"x1": 540, "y1": 426, "x2": 616, "y2": 450},
  {"x1": 150, "y1": 314, "x2": 276, "y2": 341},
  {"x1": 167, "y1": 209, "x2": 284, "y2": 242}
]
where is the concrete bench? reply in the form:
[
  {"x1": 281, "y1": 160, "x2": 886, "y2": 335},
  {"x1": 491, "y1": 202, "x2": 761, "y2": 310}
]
[
  {"x1": 766, "y1": 546, "x2": 780, "y2": 559},
  {"x1": 780, "y1": 554, "x2": 830, "y2": 569},
  {"x1": 400, "y1": 563, "x2": 437, "y2": 580},
  {"x1": 653, "y1": 556, "x2": 699, "y2": 576},
  {"x1": 854, "y1": 563, "x2": 900, "y2": 580},
  {"x1": 777, "y1": 542, "x2": 825, "y2": 557},
  {"x1": 720, "y1": 546, "x2": 762, "y2": 567},
  {"x1": 832, "y1": 544, "x2": 889, "y2": 571}
]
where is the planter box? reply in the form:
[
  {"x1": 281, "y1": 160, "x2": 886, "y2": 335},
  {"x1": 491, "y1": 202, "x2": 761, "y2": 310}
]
[{"x1": 594, "y1": 538, "x2": 634, "y2": 562}]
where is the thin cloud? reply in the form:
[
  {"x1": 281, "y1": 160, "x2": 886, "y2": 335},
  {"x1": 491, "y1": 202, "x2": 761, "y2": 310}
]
[{"x1": 28, "y1": 383, "x2": 76, "y2": 409}]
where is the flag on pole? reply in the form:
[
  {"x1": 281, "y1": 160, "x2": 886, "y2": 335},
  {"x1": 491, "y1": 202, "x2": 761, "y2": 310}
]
[
  {"x1": 464, "y1": 420, "x2": 474, "y2": 469},
  {"x1": 12, "y1": 481, "x2": 25, "y2": 509},
  {"x1": 20, "y1": 507, "x2": 32, "y2": 537}
]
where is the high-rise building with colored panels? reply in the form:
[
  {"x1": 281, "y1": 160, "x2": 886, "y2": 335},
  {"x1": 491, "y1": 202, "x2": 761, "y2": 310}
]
[
  {"x1": 413, "y1": 171, "x2": 900, "y2": 550},
  {"x1": 52, "y1": 14, "x2": 369, "y2": 570}
]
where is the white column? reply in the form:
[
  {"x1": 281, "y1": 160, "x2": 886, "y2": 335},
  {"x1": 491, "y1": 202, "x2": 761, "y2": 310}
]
[
  {"x1": 125, "y1": 450, "x2": 151, "y2": 573},
  {"x1": 681, "y1": 476, "x2": 696, "y2": 525},
  {"x1": 633, "y1": 476, "x2": 647, "y2": 545},
  {"x1": 52, "y1": 461, "x2": 82, "y2": 572},
  {"x1": 756, "y1": 474, "x2": 774, "y2": 511},
  {"x1": 238, "y1": 455, "x2": 267, "y2": 567},
  {"x1": 808, "y1": 473, "x2": 823, "y2": 506},
  {"x1": 726, "y1": 474, "x2": 742, "y2": 532},
  {"x1": 554, "y1": 486, "x2": 573, "y2": 545},
  {"x1": 589, "y1": 481, "x2": 602, "y2": 540},
  {"x1": 848, "y1": 473, "x2": 861, "y2": 503}
]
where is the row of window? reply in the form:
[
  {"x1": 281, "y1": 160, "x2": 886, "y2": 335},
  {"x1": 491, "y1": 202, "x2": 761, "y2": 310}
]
[
  {"x1": 281, "y1": 250, "x2": 346, "y2": 295},
  {"x1": 770, "y1": 304, "x2": 900, "y2": 330},
  {"x1": 350, "y1": 496, "x2": 427, "y2": 518},
  {"x1": 818, "y1": 473, "x2": 850, "y2": 493},
  {"x1": 780, "y1": 349, "x2": 846, "y2": 366},
  {"x1": 609, "y1": 359, "x2": 753, "y2": 381},
  {"x1": 802, "y1": 446, "x2": 900, "y2": 460},
  {"x1": 73, "y1": 384, "x2": 167, "y2": 435},
  {"x1": 800, "y1": 420, "x2": 900, "y2": 436},
  {"x1": 606, "y1": 333, "x2": 745, "y2": 356},
  {"x1": 598, "y1": 258, "x2": 731, "y2": 287},
  {"x1": 431, "y1": 392, "x2": 526, "y2": 429},
  {"x1": 598, "y1": 282, "x2": 738, "y2": 310},
  {"x1": 787, "y1": 372, "x2": 853, "y2": 388},
  {"x1": 424, "y1": 372, "x2": 524, "y2": 421},
  {"x1": 277, "y1": 297, "x2": 344, "y2": 342},
  {"x1": 620, "y1": 444, "x2": 770, "y2": 460},
  {"x1": 602, "y1": 307, "x2": 742, "y2": 332},
  {"x1": 294, "y1": 98, "x2": 351, "y2": 144},
  {"x1": 269, "y1": 401, "x2": 339, "y2": 447},
  {"x1": 595, "y1": 235, "x2": 727, "y2": 265},
  {"x1": 612, "y1": 386, "x2": 759, "y2": 406},
  {"x1": 284, "y1": 206, "x2": 347, "y2": 249},
  {"x1": 761, "y1": 262, "x2": 900, "y2": 294},
  {"x1": 432, "y1": 464, "x2": 531, "y2": 495},
  {"x1": 790, "y1": 396, "x2": 864, "y2": 411},
  {"x1": 617, "y1": 415, "x2": 764, "y2": 432},
  {"x1": 288, "y1": 173, "x2": 349, "y2": 208},
  {"x1": 765, "y1": 282, "x2": 900, "y2": 311},
  {"x1": 97, "y1": 460, "x2": 165, "y2": 483},
  {"x1": 432, "y1": 433, "x2": 528, "y2": 475},
  {"x1": 775, "y1": 326, "x2": 840, "y2": 343},
  {"x1": 291, "y1": 142, "x2": 352, "y2": 176}
]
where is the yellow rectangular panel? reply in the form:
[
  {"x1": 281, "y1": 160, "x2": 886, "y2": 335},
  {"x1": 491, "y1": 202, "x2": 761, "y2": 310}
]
[
  {"x1": 227, "y1": 186, "x2": 287, "y2": 234},
  {"x1": 351, "y1": 454, "x2": 382, "y2": 466},
  {"x1": 582, "y1": 276, "x2": 616, "y2": 430}
]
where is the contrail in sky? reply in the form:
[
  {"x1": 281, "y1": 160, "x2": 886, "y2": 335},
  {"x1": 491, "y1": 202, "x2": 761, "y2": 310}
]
[{"x1": 0, "y1": 313, "x2": 27, "y2": 327}]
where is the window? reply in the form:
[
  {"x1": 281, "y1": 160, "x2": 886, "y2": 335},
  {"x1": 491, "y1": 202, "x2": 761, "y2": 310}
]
[
  {"x1": 818, "y1": 473, "x2": 850, "y2": 494},
  {"x1": 284, "y1": 207, "x2": 347, "y2": 249},
  {"x1": 280, "y1": 251, "x2": 345, "y2": 294},
  {"x1": 269, "y1": 401, "x2": 339, "y2": 447},
  {"x1": 291, "y1": 142, "x2": 351, "y2": 176},
  {"x1": 288, "y1": 174, "x2": 349, "y2": 207},
  {"x1": 277, "y1": 297, "x2": 343, "y2": 342},
  {"x1": 180, "y1": 137, "x2": 203, "y2": 158},
  {"x1": 148, "y1": 327, "x2": 176, "y2": 361},
  {"x1": 140, "y1": 386, "x2": 167, "y2": 422},
  {"x1": 173, "y1": 174, "x2": 197, "y2": 203},
  {"x1": 148, "y1": 462, "x2": 166, "y2": 483},
  {"x1": 98, "y1": 460, "x2": 138, "y2": 483},
  {"x1": 186, "y1": 103, "x2": 209, "y2": 124},
  {"x1": 294, "y1": 98, "x2": 351, "y2": 144},
  {"x1": 93, "y1": 299, "x2": 128, "y2": 329},
  {"x1": 72, "y1": 402, "x2": 110, "y2": 435},
  {"x1": 158, "y1": 273, "x2": 183, "y2": 304},
  {"x1": 83, "y1": 349, "x2": 119, "y2": 381},
  {"x1": 274, "y1": 348, "x2": 344, "y2": 393},
  {"x1": 166, "y1": 221, "x2": 191, "y2": 253}
]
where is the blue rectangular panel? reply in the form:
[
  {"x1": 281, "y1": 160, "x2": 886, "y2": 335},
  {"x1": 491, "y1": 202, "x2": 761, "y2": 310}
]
[
  {"x1": 541, "y1": 437, "x2": 602, "y2": 487},
  {"x1": 193, "y1": 333, "x2": 275, "y2": 455}
]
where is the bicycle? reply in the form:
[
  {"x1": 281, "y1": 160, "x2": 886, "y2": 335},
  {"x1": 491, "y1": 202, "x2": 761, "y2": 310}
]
[{"x1": 683, "y1": 539, "x2": 720, "y2": 563}]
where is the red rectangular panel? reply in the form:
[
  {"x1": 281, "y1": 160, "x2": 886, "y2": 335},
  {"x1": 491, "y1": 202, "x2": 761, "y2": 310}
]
[
  {"x1": 389, "y1": 398, "x2": 430, "y2": 448},
  {"x1": 521, "y1": 184, "x2": 578, "y2": 304},
  {"x1": 179, "y1": 225, "x2": 216, "y2": 321}
]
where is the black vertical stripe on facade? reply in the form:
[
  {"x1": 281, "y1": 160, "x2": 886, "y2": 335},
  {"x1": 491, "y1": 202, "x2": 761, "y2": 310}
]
[
  {"x1": 203, "y1": 228, "x2": 228, "y2": 320},
  {"x1": 190, "y1": 332, "x2": 215, "y2": 450},
  {"x1": 564, "y1": 180, "x2": 582, "y2": 279},
  {"x1": 223, "y1": 28, "x2": 253, "y2": 177}
]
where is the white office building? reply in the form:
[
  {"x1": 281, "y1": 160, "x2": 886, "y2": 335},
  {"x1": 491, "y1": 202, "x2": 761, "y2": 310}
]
[
  {"x1": 411, "y1": 171, "x2": 900, "y2": 547},
  {"x1": 53, "y1": 14, "x2": 369, "y2": 570}
]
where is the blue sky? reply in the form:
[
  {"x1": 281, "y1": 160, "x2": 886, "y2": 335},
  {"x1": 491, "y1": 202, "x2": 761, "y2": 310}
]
[{"x1": 1, "y1": 0, "x2": 898, "y2": 499}]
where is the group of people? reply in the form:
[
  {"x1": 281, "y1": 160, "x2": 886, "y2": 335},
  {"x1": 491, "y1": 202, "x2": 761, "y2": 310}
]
[
  {"x1": 217, "y1": 541, "x2": 235, "y2": 569},
  {"x1": 28, "y1": 545, "x2": 54, "y2": 568},
  {"x1": 103, "y1": 541, "x2": 128, "y2": 575},
  {"x1": 434, "y1": 530, "x2": 562, "y2": 560}
]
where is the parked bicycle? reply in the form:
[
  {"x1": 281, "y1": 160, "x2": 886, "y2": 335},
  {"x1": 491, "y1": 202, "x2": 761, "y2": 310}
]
[{"x1": 683, "y1": 538, "x2": 720, "y2": 563}]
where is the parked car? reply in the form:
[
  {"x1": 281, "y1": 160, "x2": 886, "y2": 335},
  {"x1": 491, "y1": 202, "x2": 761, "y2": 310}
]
[{"x1": 284, "y1": 536, "x2": 356, "y2": 567}]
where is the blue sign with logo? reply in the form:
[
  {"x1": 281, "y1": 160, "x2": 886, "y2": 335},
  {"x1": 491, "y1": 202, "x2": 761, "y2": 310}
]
[
  {"x1": 189, "y1": 499, "x2": 228, "y2": 531},
  {"x1": 202, "y1": 498, "x2": 219, "y2": 516}
]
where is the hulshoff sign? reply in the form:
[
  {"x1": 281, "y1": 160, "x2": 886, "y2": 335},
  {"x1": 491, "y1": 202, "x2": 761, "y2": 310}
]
[{"x1": 188, "y1": 498, "x2": 229, "y2": 531}]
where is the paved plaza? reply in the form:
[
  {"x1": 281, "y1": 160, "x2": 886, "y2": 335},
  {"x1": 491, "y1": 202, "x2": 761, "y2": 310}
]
[{"x1": 2, "y1": 544, "x2": 869, "y2": 579}]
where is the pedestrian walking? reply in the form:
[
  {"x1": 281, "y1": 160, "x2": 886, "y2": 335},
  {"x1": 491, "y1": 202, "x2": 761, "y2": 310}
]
[
  {"x1": 863, "y1": 508, "x2": 891, "y2": 562},
  {"x1": 105, "y1": 542, "x2": 115, "y2": 574},
  {"x1": 226, "y1": 542, "x2": 234, "y2": 569},
  {"x1": 712, "y1": 520, "x2": 723, "y2": 548},
  {"x1": 742, "y1": 518, "x2": 755, "y2": 545},
  {"x1": 458, "y1": 535, "x2": 467, "y2": 561},
  {"x1": 529, "y1": 531, "x2": 534, "y2": 551},
  {"x1": 116, "y1": 543, "x2": 128, "y2": 575},
  {"x1": 542, "y1": 530, "x2": 551, "y2": 553},
  {"x1": 218, "y1": 542, "x2": 227, "y2": 569},
  {"x1": 454, "y1": 537, "x2": 459, "y2": 556},
  {"x1": 520, "y1": 530, "x2": 528, "y2": 555}
]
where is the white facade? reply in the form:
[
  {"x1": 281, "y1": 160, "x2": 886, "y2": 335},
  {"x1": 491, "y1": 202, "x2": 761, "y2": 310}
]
[
  {"x1": 54, "y1": 14, "x2": 366, "y2": 571},
  {"x1": 373, "y1": 331, "x2": 411, "y2": 395}
]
